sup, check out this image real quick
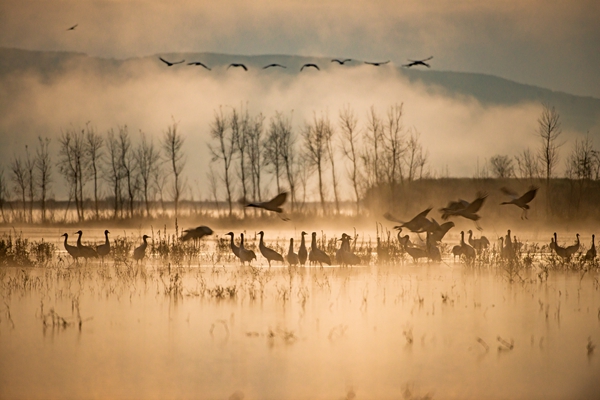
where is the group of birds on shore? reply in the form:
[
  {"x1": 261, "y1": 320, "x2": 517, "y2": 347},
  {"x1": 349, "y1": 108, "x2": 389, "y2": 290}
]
[{"x1": 158, "y1": 56, "x2": 433, "y2": 71}]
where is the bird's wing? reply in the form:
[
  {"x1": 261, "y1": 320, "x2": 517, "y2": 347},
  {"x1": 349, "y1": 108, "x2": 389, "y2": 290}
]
[
  {"x1": 383, "y1": 212, "x2": 403, "y2": 223},
  {"x1": 159, "y1": 57, "x2": 170, "y2": 65},
  {"x1": 268, "y1": 192, "x2": 288, "y2": 208},
  {"x1": 518, "y1": 187, "x2": 538, "y2": 204},
  {"x1": 466, "y1": 193, "x2": 488, "y2": 213},
  {"x1": 241, "y1": 64, "x2": 248, "y2": 70},
  {"x1": 500, "y1": 187, "x2": 518, "y2": 198},
  {"x1": 413, "y1": 207, "x2": 433, "y2": 220},
  {"x1": 314, "y1": 65, "x2": 320, "y2": 70}
]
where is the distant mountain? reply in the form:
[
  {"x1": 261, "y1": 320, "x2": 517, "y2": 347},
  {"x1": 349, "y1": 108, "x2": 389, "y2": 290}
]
[{"x1": 1, "y1": 47, "x2": 599, "y2": 133}]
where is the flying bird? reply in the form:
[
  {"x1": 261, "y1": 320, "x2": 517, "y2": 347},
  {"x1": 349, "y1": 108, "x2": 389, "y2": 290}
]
[
  {"x1": 300, "y1": 63, "x2": 320, "y2": 71},
  {"x1": 228, "y1": 63, "x2": 248, "y2": 71},
  {"x1": 187, "y1": 61, "x2": 211, "y2": 70},
  {"x1": 364, "y1": 60, "x2": 390, "y2": 66},
  {"x1": 440, "y1": 192, "x2": 488, "y2": 230},
  {"x1": 67, "y1": 24, "x2": 78, "y2": 31},
  {"x1": 403, "y1": 56, "x2": 433, "y2": 68},
  {"x1": 385, "y1": 208, "x2": 434, "y2": 233},
  {"x1": 263, "y1": 63, "x2": 286, "y2": 69},
  {"x1": 180, "y1": 226, "x2": 214, "y2": 242},
  {"x1": 331, "y1": 59, "x2": 352, "y2": 65},
  {"x1": 500, "y1": 186, "x2": 538, "y2": 219},
  {"x1": 159, "y1": 57, "x2": 185, "y2": 66},
  {"x1": 246, "y1": 192, "x2": 288, "y2": 213}
]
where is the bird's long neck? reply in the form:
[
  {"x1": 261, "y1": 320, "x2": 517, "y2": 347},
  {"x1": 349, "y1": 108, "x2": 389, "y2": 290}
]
[
  {"x1": 289, "y1": 239, "x2": 294, "y2": 253},
  {"x1": 259, "y1": 233, "x2": 264, "y2": 246},
  {"x1": 104, "y1": 232, "x2": 109, "y2": 244},
  {"x1": 77, "y1": 232, "x2": 83, "y2": 247},
  {"x1": 229, "y1": 235, "x2": 235, "y2": 247},
  {"x1": 240, "y1": 234, "x2": 245, "y2": 248},
  {"x1": 311, "y1": 235, "x2": 317, "y2": 249},
  {"x1": 63, "y1": 235, "x2": 68, "y2": 247},
  {"x1": 468, "y1": 231, "x2": 473, "y2": 240},
  {"x1": 300, "y1": 234, "x2": 305, "y2": 247},
  {"x1": 460, "y1": 232, "x2": 465, "y2": 245}
]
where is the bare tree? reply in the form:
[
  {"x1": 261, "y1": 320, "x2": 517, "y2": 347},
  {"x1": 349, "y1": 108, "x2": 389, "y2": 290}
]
[
  {"x1": 207, "y1": 165, "x2": 221, "y2": 215},
  {"x1": 515, "y1": 148, "x2": 541, "y2": 181},
  {"x1": 23, "y1": 145, "x2": 36, "y2": 222},
  {"x1": 57, "y1": 128, "x2": 87, "y2": 221},
  {"x1": 404, "y1": 129, "x2": 428, "y2": 182},
  {"x1": 85, "y1": 125, "x2": 103, "y2": 219},
  {"x1": 0, "y1": 167, "x2": 7, "y2": 222},
  {"x1": 105, "y1": 129, "x2": 123, "y2": 218},
  {"x1": 264, "y1": 113, "x2": 285, "y2": 194},
  {"x1": 247, "y1": 113, "x2": 265, "y2": 204},
  {"x1": 35, "y1": 137, "x2": 52, "y2": 223},
  {"x1": 339, "y1": 105, "x2": 362, "y2": 215},
  {"x1": 232, "y1": 107, "x2": 250, "y2": 215},
  {"x1": 10, "y1": 155, "x2": 27, "y2": 221},
  {"x1": 162, "y1": 121, "x2": 186, "y2": 218},
  {"x1": 489, "y1": 154, "x2": 515, "y2": 178},
  {"x1": 566, "y1": 135, "x2": 596, "y2": 182},
  {"x1": 119, "y1": 126, "x2": 137, "y2": 218},
  {"x1": 381, "y1": 104, "x2": 405, "y2": 190},
  {"x1": 136, "y1": 131, "x2": 161, "y2": 217},
  {"x1": 324, "y1": 114, "x2": 340, "y2": 214},
  {"x1": 276, "y1": 111, "x2": 298, "y2": 212},
  {"x1": 362, "y1": 106, "x2": 384, "y2": 188},
  {"x1": 302, "y1": 112, "x2": 331, "y2": 214},
  {"x1": 209, "y1": 108, "x2": 236, "y2": 217},
  {"x1": 537, "y1": 103, "x2": 563, "y2": 186}
]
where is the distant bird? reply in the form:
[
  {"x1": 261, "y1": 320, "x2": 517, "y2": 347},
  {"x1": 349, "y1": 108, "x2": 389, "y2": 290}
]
[
  {"x1": 500, "y1": 186, "x2": 538, "y2": 219},
  {"x1": 287, "y1": 238, "x2": 299, "y2": 266},
  {"x1": 180, "y1": 226, "x2": 213, "y2": 242},
  {"x1": 258, "y1": 231, "x2": 284, "y2": 267},
  {"x1": 565, "y1": 233, "x2": 580, "y2": 260},
  {"x1": 386, "y1": 207, "x2": 433, "y2": 233},
  {"x1": 426, "y1": 232, "x2": 442, "y2": 262},
  {"x1": 239, "y1": 233, "x2": 257, "y2": 264},
  {"x1": 503, "y1": 230, "x2": 516, "y2": 260},
  {"x1": 67, "y1": 24, "x2": 78, "y2": 31},
  {"x1": 75, "y1": 230, "x2": 98, "y2": 260},
  {"x1": 467, "y1": 229, "x2": 490, "y2": 253},
  {"x1": 96, "y1": 230, "x2": 111, "y2": 261},
  {"x1": 309, "y1": 232, "x2": 331, "y2": 266},
  {"x1": 404, "y1": 245, "x2": 429, "y2": 263},
  {"x1": 364, "y1": 60, "x2": 390, "y2": 66},
  {"x1": 263, "y1": 63, "x2": 286, "y2": 69},
  {"x1": 61, "y1": 233, "x2": 81, "y2": 261},
  {"x1": 331, "y1": 59, "x2": 352, "y2": 65},
  {"x1": 440, "y1": 192, "x2": 488, "y2": 230},
  {"x1": 228, "y1": 63, "x2": 248, "y2": 71},
  {"x1": 459, "y1": 231, "x2": 476, "y2": 262},
  {"x1": 159, "y1": 57, "x2": 185, "y2": 66},
  {"x1": 403, "y1": 56, "x2": 433, "y2": 68},
  {"x1": 585, "y1": 234, "x2": 596, "y2": 261},
  {"x1": 187, "y1": 61, "x2": 211, "y2": 70},
  {"x1": 133, "y1": 235, "x2": 150, "y2": 262},
  {"x1": 451, "y1": 245, "x2": 463, "y2": 261},
  {"x1": 246, "y1": 192, "x2": 288, "y2": 213},
  {"x1": 226, "y1": 232, "x2": 241, "y2": 260},
  {"x1": 336, "y1": 233, "x2": 360, "y2": 266},
  {"x1": 298, "y1": 231, "x2": 308, "y2": 266},
  {"x1": 552, "y1": 232, "x2": 569, "y2": 260},
  {"x1": 300, "y1": 63, "x2": 320, "y2": 71},
  {"x1": 396, "y1": 229, "x2": 413, "y2": 248}
]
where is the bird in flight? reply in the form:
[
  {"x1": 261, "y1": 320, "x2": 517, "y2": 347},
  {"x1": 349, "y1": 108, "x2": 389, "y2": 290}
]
[
  {"x1": 159, "y1": 57, "x2": 185, "y2": 66},
  {"x1": 228, "y1": 63, "x2": 248, "y2": 71},
  {"x1": 300, "y1": 63, "x2": 320, "y2": 71},
  {"x1": 67, "y1": 24, "x2": 78, "y2": 31},
  {"x1": 440, "y1": 192, "x2": 488, "y2": 230},
  {"x1": 246, "y1": 192, "x2": 290, "y2": 220},
  {"x1": 331, "y1": 59, "x2": 352, "y2": 65},
  {"x1": 263, "y1": 63, "x2": 286, "y2": 69},
  {"x1": 500, "y1": 186, "x2": 538, "y2": 219},
  {"x1": 188, "y1": 61, "x2": 211, "y2": 70},
  {"x1": 364, "y1": 60, "x2": 390, "y2": 66},
  {"x1": 403, "y1": 56, "x2": 433, "y2": 68}
]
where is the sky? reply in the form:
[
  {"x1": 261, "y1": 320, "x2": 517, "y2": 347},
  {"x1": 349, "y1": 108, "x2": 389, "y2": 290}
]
[
  {"x1": 1, "y1": 0, "x2": 598, "y2": 98},
  {"x1": 0, "y1": 0, "x2": 599, "y2": 202}
]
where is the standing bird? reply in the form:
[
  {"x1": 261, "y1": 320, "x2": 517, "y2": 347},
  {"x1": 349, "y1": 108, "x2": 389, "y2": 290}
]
[
  {"x1": 459, "y1": 231, "x2": 476, "y2": 262},
  {"x1": 500, "y1": 186, "x2": 538, "y2": 219},
  {"x1": 364, "y1": 60, "x2": 390, "y2": 66},
  {"x1": 451, "y1": 245, "x2": 463, "y2": 261},
  {"x1": 96, "y1": 230, "x2": 111, "y2": 262},
  {"x1": 238, "y1": 233, "x2": 257, "y2": 265},
  {"x1": 300, "y1": 63, "x2": 320, "y2": 71},
  {"x1": 61, "y1": 233, "x2": 81, "y2": 261},
  {"x1": 309, "y1": 232, "x2": 331, "y2": 266},
  {"x1": 467, "y1": 229, "x2": 490, "y2": 253},
  {"x1": 287, "y1": 238, "x2": 299, "y2": 266},
  {"x1": 133, "y1": 235, "x2": 150, "y2": 262},
  {"x1": 159, "y1": 57, "x2": 185, "y2": 66},
  {"x1": 565, "y1": 233, "x2": 580, "y2": 260},
  {"x1": 402, "y1": 56, "x2": 433, "y2": 68},
  {"x1": 440, "y1": 192, "x2": 488, "y2": 230},
  {"x1": 336, "y1": 233, "x2": 360, "y2": 266},
  {"x1": 228, "y1": 63, "x2": 248, "y2": 71},
  {"x1": 75, "y1": 230, "x2": 98, "y2": 261},
  {"x1": 585, "y1": 234, "x2": 596, "y2": 261},
  {"x1": 246, "y1": 192, "x2": 288, "y2": 214},
  {"x1": 226, "y1": 232, "x2": 241, "y2": 260},
  {"x1": 180, "y1": 226, "x2": 214, "y2": 242},
  {"x1": 67, "y1": 24, "x2": 78, "y2": 31},
  {"x1": 331, "y1": 59, "x2": 352, "y2": 65},
  {"x1": 298, "y1": 231, "x2": 308, "y2": 266},
  {"x1": 258, "y1": 231, "x2": 284, "y2": 267},
  {"x1": 188, "y1": 61, "x2": 211, "y2": 70},
  {"x1": 552, "y1": 232, "x2": 569, "y2": 260},
  {"x1": 263, "y1": 63, "x2": 286, "y2": 69}
]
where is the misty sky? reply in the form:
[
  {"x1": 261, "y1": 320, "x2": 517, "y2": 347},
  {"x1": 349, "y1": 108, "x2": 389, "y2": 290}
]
[{"x1": 1, "y1": 0, "x2": 598, "y2": 98}]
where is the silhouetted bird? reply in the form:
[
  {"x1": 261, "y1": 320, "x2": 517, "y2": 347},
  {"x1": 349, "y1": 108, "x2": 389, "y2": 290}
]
[
  {"x1": 67, "y1": 24, "x2": 78, "y2": 31},
  {"x1": 451, "y1": 245, "x2": 462, "y2": 261},
  {"x1": 467, "y1": 229, "x2": 490, "y2": 253},
  {"x1": 336, "y1": 233, "x2": 360, "y2": 266},
  {"x1": 133, "y1": 235, "x2": 150, "y2": 262},
  {"x1": 309, "y1": 232, "x2": 331, "y2": 266},
  {"x1": 159, "y1": 57, "x2": 185, "y2": 66},
  {"x1": 298, "y1": 231, "x2": 308, "y2": 266},
  {"x1": 287, "y1": 238, "x2": 299, "y2": 266},
  {"x1": 246, "y1": 192, "x2": 288, "y2": 213},
  {"x1": 364, "y1": 60, "x2": 390, "y2": 66},
  {"x1": 263, "y1": 63, "x2": 286, "y2": 69},
  {"x1": 62, "y1": 233, "x2": 81, "y2": 261},
  {"x1": 552, "y1": 232, "x2": 569, "y2": 260},
  {"x1": 300, "y1": 63, "x2": 320, "y2": 71},
  {"x1": 585, "y1": 234, "x2": 596, "y2": 261},
  {"x1": 188, "y1": 61, "x2": 211, "y2": 70},
  {"x1": 75, "y1": 230, "x2": 98, "y2": 260},
  {"x1": 258, "y1": 231, "x2": 284, "y2": 267},
  {"x1": 565, "y1": 233, "x2": 580, "y2": 260},
  {"x1": 226, "y1": 232, "x2": 241, "y2": 260},
  {"x1": 403, "y1": 56, "x2": 433, "y2": 68},
  {"x1": 500, "y1": 186, "x2": 538, "y2": 219},
  {"x1": 239, "y1": 233, "x2": 257, "y2": 264},
  {"x1": 228, "y1": 63, "x2": 248, "y2": 71},
  {"x1": 440, "y1": 192, "x2": 488, "y2": 230},
  {"x1": 331, "y1": 59, "x2": 352, "y2": 65},
  {"x1": 428, "y1": 220, "x2": 454, "y2": 243},
  {"x1": 96, "y1": 230, "x2": 111, "y2": 261},
  {"x1": 180, "y1": 226, "x2": 214, "y2": 242},
  {"x1": 386, "y1": 207, "x2": 433, "y2": 233},
  {"x1": 459, "y1": 231, "x2": 476, "y2": 262}
]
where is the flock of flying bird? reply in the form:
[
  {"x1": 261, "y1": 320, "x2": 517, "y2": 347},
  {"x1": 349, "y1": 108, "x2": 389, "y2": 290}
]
[{"x1": 56, "y1": 185, "x2": 584, "y2": 267}]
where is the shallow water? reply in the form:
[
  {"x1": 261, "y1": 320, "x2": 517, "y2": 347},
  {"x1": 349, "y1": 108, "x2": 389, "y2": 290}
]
[{"x1": 1, "y1": 228, "x2": 599, "y2": 399}]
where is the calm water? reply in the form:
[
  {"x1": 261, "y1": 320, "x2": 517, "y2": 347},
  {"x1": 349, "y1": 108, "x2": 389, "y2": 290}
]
[{"x1": 1, "y1": 228, "x2": 599, "y2": 400}]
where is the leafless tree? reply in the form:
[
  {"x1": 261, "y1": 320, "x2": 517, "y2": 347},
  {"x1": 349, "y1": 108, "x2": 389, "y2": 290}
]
[
  {"x1": 324, "y1": 114, "x2": 341, "y2": 214},
  {"x1": 265, "y1": 113, "x2": 285, "y2": 194},
  {"x1": 35, "y1": 137, "x2": 52, "y2": 223},
  {"x1": 303, "y1": 112, "x2": 332, "y2": 214},
  {"x1": 162, "y1": 121, "x2": 186, "y2": 218},
  {"x1": 537, "y1": 103, "x2": 563, "y2": 186},
  {"x1": 362, "y1": 106, "x2": 384, "y2": 188},
  {"x1": 566, "y1": 135, "x2": 596, "y2": 181},
  {"x1": 276, "y1": 111, "x2": 298, "y2": 212},
  {"x1": 0, "y1": 167, "x2": 7, "y2": 222},
  {"x1": 105, "y1": 129, "x2": 124, "y2": 218},
  {"x1": 136, "y1": 131, "x2": 161, "y2": 217},
  {"x1": 514, "y1": 148, "x2": 541, "y2": 181},
  {"x1": 339, "y1": 105, "x2": 362, "y2": 215},
  {"x1": 23, "y1": 145, "x2": 36, "y2": 222},
  {"x1": 10, "y1": 155, "x2": 27, "y2": 221},
  {"x1": 85, "y1": 125, "x2": 103, "y2": 219},
  {"x1": 58, "y1": 128, "x2": 87, "y2": 221},
  {"x1": 381, "y1": 104, "x2": 405, "y2": 189},
  {"x1": 232, "y1": 107, "x2": 250, "y2": 215},
  {"x1": 404, "y1": 130, "x2": 428, "y2": 181},
  {"x1": 209, "y1": 108, "x2": 236, "y2": 216},
  {"x1": 119, "y1": 126, "x2": 138, "y2": 218},
  {"x1": 207, "y1": 165, "x2": 221, "y2": 215},
  {"x1": 489, "y1": 154, "x2": 515, "y2": 178},
  {"x1": 247, "y1": 113, "x2": 265, "y2": 204}
]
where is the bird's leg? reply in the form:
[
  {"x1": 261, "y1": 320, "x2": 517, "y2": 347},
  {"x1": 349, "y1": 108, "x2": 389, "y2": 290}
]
[{"x1": 475, "y1": 221, "x2": 483, "y2": 231}]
